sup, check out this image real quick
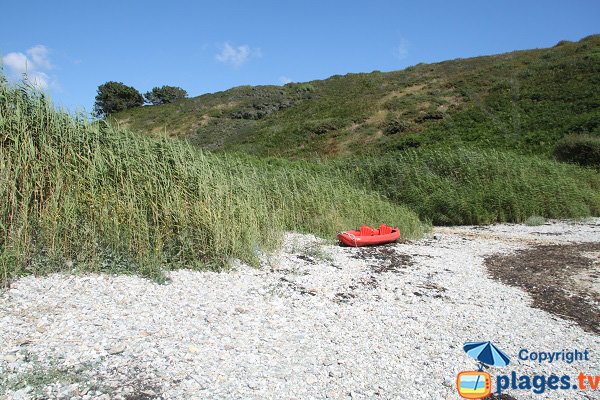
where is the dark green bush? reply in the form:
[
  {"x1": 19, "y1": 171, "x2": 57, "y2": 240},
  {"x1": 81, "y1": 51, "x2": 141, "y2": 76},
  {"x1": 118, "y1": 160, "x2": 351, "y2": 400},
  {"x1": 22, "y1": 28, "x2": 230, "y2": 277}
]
[
  {"x1": 553, "y1": 134, "x2": 600, "y2": 167},
  {"x1": 304, "y1": 118, "x2": 345, "y2": 135},
  {"x1": 382, "y1": 118, "x2": 412, "y2": 135},
  {"x1": 284, "y1": 82, "x2": 315, "y2": 93},
  {"x1": 144, "y1": 85, "x2": 188, "y2": 105}
]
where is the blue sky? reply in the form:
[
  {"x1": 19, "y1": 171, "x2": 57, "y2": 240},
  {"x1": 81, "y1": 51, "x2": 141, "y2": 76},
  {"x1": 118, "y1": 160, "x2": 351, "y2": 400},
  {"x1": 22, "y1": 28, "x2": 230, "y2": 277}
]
[{"x1": 1, "y1": 0, "x2": 599, "y2": 113}]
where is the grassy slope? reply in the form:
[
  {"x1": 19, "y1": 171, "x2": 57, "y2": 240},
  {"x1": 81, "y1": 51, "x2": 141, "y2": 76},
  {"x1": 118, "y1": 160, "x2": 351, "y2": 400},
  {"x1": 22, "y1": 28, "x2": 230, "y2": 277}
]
[{"x1": 114, "y1": 35, "x2": 600, "y2": 158}]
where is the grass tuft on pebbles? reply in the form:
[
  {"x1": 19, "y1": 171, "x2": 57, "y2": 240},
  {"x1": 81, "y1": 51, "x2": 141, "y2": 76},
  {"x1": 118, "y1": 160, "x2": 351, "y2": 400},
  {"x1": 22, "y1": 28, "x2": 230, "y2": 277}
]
[{"x1": 524, "y1": 215, "x2": 546, "y2": 226}]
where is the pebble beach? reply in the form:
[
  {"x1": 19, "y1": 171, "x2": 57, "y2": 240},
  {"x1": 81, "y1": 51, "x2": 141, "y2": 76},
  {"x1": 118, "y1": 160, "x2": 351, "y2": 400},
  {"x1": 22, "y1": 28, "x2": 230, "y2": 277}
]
[{"x1": 1, "y1": 219, "x2": 599, "y2": 399}]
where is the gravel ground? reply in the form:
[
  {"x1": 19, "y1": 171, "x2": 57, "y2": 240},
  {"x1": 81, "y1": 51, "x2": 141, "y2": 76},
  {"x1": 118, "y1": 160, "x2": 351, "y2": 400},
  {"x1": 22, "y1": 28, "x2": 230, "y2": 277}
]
[{"x1": 1, "y1": 219, "x2": 599, "y2": 399}]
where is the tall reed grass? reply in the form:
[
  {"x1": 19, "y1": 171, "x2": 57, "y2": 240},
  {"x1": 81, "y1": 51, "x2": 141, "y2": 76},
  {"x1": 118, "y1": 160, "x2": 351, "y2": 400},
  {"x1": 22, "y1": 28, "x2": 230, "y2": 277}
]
[
  {"x1": 342, "y1": 148, "x2": 600, "y2": 225},
  {"x1": 0, "y1": 80, "x2": 424, "y2": 284}
]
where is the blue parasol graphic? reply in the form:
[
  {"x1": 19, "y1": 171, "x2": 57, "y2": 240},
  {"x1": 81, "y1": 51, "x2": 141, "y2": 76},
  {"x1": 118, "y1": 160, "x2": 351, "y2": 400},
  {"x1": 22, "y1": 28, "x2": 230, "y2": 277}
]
[
  {"x1": 463, "y1": 341, "x2": 511, "y2": 368},
  {"x1": 463, "y1": 341, "x2": 511, "y2": 396}
]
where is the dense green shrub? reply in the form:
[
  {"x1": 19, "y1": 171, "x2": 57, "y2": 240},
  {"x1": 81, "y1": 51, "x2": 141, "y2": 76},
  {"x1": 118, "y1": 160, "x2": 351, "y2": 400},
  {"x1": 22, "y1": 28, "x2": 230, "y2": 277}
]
[
  {"x1": 304, "y1": 118, "x2": 345, "y2": 135},
  {"x1": 284, "y1": 82, "x2": 315, "y2": 93},
  {"x1": 553, "y1": 134, "x2": 600, "y2": 167},
  {"x1": 382, "y1": 118, "x2": 412, "y2": 135},
  {"x1": 144, "y1": 85, "x2": 188, "y2": 105}
]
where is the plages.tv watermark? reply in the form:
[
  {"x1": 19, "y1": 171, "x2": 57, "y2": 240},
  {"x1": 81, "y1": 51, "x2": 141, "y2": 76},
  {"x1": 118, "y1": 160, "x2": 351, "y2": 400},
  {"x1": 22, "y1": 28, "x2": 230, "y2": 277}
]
[{"x1": 456, "y1": 341, "x2": 598, "y2": 399}]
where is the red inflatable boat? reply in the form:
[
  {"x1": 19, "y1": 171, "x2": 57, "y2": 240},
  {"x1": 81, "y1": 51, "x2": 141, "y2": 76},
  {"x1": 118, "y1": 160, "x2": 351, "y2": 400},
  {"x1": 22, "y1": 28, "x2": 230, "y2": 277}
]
[{"x1": 337, "y1": 224, "x2": 400, "y2": 247}]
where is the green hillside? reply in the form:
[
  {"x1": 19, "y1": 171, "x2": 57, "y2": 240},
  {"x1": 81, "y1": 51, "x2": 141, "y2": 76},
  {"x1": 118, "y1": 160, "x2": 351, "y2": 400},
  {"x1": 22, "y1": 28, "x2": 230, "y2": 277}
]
[
  {"x1": 114, "y1": 35, "x2": 600, "y2": 158},
  {"x1": 3, "y1": 52, "x2": 600, "y2": 284}
]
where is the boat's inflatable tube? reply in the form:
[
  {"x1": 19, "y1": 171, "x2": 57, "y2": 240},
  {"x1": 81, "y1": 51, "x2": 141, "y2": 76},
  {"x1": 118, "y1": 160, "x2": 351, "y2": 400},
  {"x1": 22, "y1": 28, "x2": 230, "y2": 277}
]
[{"x1": 337, "y1": 225, "x2": 400, "y2": 247}]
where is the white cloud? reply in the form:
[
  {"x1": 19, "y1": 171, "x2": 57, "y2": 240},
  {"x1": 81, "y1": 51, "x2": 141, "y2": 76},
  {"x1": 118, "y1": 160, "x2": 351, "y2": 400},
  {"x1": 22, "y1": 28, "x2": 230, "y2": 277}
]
[
  {"x1": 279, "y1": 76, "x2": 292, "y2": 84},
  {"x1": 27, "y1": 45, "x2": 52, "y2": 70},
  {"x1": 2, "y1": 52, "x2": 29, "y2": 74},
  {"x1": 215, "y1": 42, "x2": 261, "y2": 67},
  {"x1": 2, "y1": 44, "x2": 56, "y2": 90},
  {"x1": 393, "y1": 38, "x2": 409, "y2": 60}
]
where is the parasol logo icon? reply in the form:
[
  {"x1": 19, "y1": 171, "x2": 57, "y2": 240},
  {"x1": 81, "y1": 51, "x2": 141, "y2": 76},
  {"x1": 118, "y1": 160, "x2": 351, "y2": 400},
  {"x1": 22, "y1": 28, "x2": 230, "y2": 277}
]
[{"x1": 457, "y1": 341, "x2": 511, "y2": 399}]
